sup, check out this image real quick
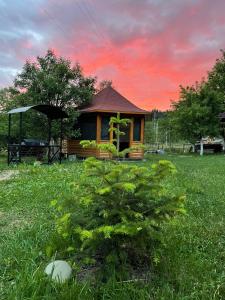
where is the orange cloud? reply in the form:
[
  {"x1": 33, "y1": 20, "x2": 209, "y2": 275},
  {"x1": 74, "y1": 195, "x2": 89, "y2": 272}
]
[{"x1": 1, "y1": 0, "x2": 225, "y2": 110}]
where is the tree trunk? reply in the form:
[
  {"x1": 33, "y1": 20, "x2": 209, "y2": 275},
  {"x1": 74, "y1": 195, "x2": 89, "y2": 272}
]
[{"x1": 200, "y1": 139, "x2": 204, "y2": 156}]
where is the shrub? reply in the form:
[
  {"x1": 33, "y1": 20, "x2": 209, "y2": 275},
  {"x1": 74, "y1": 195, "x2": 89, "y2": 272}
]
[{"x1": 48, "y1": 158, "x2": 185, "y2": 279}]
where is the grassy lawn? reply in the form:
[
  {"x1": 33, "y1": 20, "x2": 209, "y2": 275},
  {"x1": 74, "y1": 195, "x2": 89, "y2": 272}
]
[{"x1": 1, "y1": 154, "x2": 225, "y2": 299}]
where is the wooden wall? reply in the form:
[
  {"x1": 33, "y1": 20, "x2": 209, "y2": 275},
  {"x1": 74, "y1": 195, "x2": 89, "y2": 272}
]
[
  {"x1": 129, "y1": 141, "x2": 144, "y2": 159},
  {"x1": 98, "y1": 140, "x2": 113, "y2": 159},
  {"x1": 62, "y1": 139, "x2": 97, "y2": 157},
  {"x1": 63, "y1": 139, "x2": 144, "y2": 159},
  {"x1": 128, "y1": 117, "x2": 144, "y2": 159},
  {"x1": 62, "y1": 139, "x2": 112, "y2": 159},
  {"x1": 63, "y1": 113, "x2": 145, "y2": 160}
]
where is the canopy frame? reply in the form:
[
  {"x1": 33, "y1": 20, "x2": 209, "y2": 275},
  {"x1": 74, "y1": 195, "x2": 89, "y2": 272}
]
[{"x1": 7, "y1": 104, "x2": 68, "y2": 165}]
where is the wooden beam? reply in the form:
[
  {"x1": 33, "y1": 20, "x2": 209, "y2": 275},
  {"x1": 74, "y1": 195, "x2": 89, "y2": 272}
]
[
  {"x1": 80, "y1": 109, "x2": 148, "y2": 115},
  {"x1": 109, "y1": 122, "x2": 113, "y2": 144},
  {"x1": 96, "y1": 114, "x2": 101, "y2": 144},
  {"x1": 130, "y1": 117, "x2": 134, "y2": 147},
  {"x1": 140, "y1": 117, "x2": 145, "y2": 143}
]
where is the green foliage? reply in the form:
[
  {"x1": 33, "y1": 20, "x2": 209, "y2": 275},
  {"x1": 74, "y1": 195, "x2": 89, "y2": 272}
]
[
  {"x1": 97, "y1": 79, "x2": 113, "y2": 92},
  {"x1": 172, "y1": 82, "x2": 223, "y2": 144},
  {"x1": 80, "y1": 139, "x2": 118, "y2": 157},
  {"x1": 14, "y1": 49, "x2": 96, "y2": 110},
  {"x1": 0, "y1": 50, "x2": 96, "y2": 142},
  {"x1": 80, "y1": 139, "x2": 144, "y2": 159},
  {"x1": 170, "y1": 50, "x2": 225, "y2": 146},
  {"x1": 208, "y1": 49, "x2": 225, "y2": 105},
  {"x1": 145, "y1": 110, "x2": 182, "y2": 145},
  {"x1": 49, "y1": 157, "x2": 185, "y2": 279},
  {"x1": 109, "y1": 112, "x2": 131, "y2": 153},
  {"x1": 0, "y1": 88, "x2": 19, "y2": 148}
]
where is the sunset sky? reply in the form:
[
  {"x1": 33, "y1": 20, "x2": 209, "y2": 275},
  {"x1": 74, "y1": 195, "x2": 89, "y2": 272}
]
[{"x1": 0, "y1": 0, "x2": 225, "y2": 110}]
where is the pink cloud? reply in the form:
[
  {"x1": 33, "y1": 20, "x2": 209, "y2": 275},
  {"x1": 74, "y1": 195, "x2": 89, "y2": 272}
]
[{"x1": 1, "y1": 0, "x2": 225, "y2": 110}]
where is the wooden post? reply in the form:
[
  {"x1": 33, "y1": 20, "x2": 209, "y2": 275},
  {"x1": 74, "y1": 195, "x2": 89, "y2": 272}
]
[
  {"x1": 48, "y1": 118, "x2": 52, "y2": 164},
  {"x1": 7, "y1": 114, "x2": 11, "y2": 165},
  {"x1": 19, "y1": 112, "x2": 22, "y2": 162},
  {"x1": 129, "y1": 117, "x2": 134, "y2": 147},
  {"x1": 8, "y1": 114, "x2": 11, "y2": 143},
  {"x1": 59, "y1": 118, "x2": 63, "y2": 164},
  {"x1": 141, "y1": 117, "x2": 144, "y2": 143},
  {"x1": 109, "y1": 121, "x2": 113, "y2": 144},
  {"x1": 96, "y1": 114, "x2": 102, "y2": 159},
  {"x1": 96, "y1": 114, "x2": 101, "y2": 144}
]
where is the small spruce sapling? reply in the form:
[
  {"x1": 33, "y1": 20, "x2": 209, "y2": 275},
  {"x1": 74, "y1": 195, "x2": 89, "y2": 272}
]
[{"x1": 48, "y1": 158, "x2": 186, "y2": 279}]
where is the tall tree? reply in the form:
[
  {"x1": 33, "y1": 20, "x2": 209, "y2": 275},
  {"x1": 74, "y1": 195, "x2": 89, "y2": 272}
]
[
  {"x1": 208, "y1": 49, "x2": 225, "y2": 108},
  {"x1": 14, "y1": 49, "x2": 96, "y2": 108},
  {"x1": 0, "y1": 88, "x2": 20, "y2": 148},
  {"x1": 97, "y1": 79, "x2": 113, "y2": 92},
  {"x1": 172, "y1": 82, "x2": 223, "y2": 155},
  {"x1": 11, "y1": 49, "x2": 96, "y2": 139}
]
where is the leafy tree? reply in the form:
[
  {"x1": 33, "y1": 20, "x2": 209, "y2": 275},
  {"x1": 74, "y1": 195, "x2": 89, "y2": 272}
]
[
  {"x1": 48, "y1": 157, "x2": 185, "y2": 279},
  {"x1": 145, "y1": 110, "x2": 181, "y2": 145},
  {"x1": 11, "y1": 49, "x2": 96, "y2": 139},
  {"x1": 14, "y1": 49, "x2": 96, "y2": 108},
  {"x1": 97, "y1": 79, "x2": 113, "y2": 92},
  {"x1": 172, "y1": 82, "x2": 223, "y2": 155},
  {"x1": 208, "y1": 49, "x2": 225, "y2": 107},
  {"x1": 0, "y1": 88, "x2": 20, "y2": 148},
  {"x1": 0, "y1": 50, "x2": 97, "y2": 147}
]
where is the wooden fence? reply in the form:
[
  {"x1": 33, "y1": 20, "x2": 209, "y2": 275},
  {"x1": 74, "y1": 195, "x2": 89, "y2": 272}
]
[{"x1": 145, "y1": 143, "x2": 193, "y2": 154}]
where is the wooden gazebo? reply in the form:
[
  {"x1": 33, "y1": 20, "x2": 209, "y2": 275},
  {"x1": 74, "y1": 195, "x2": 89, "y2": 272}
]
[{"x1": 63, "y1": 87, "x2": 149, "y2": 159}]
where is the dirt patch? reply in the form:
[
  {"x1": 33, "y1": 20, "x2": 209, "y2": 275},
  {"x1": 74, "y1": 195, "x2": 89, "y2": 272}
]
[
  {"x1": 0, "y1": 210, "x2": 31, "y2": 233},
  {"x1": 0, "y1": 170, "x2": 19, "y2": 181}
]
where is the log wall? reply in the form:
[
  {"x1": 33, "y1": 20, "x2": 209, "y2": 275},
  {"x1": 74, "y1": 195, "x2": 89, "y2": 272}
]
[
  {"x1": 62, "y1": 139, "x2": 97, "y2": 157},
  {"x1": 62, "y1": 114, "x2": 145, "y2": 160},
  {"x1": 63, "y1": 139, "x2": 144, "y2": 159},
  {"x1": 129, "y1": 141, "x2": 144, "y2": 159}
]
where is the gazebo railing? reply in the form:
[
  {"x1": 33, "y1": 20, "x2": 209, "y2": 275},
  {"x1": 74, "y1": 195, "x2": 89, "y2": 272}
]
[{"x1": 7, "y1": 144, "x2": 62, "y2": 164}]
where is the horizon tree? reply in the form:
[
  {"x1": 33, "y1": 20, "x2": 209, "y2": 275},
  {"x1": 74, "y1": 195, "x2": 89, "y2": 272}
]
[{"x1": 172, "y1": 82, "x2": 223, "y2": 155}]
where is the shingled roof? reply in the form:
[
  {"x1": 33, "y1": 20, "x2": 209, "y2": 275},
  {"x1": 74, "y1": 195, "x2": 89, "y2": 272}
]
[{"x1": 79, "y1": 86, "x2": 149, "y2": 114}]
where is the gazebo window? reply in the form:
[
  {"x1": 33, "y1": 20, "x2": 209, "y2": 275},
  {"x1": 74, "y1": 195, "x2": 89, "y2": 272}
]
[
  {"x1": 101, "y1": 116, "x2": 110, "y2": 140},
  {"x1": 75, "y1": 114, "x2": 96, "y2": 140},
  {"x1": 133, "y1": 117, "x2": 141, "y2": 141}
]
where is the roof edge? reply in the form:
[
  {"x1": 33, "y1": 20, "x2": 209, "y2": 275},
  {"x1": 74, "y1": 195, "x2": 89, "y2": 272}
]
[{"x1": 79, "y1": 108, "x2": 149, "y2": 114}]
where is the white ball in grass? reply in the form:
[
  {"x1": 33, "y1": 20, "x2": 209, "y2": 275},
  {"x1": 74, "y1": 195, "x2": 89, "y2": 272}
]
[{"x1": 45, "y1": 260, "x2": 72, "y2": 283}]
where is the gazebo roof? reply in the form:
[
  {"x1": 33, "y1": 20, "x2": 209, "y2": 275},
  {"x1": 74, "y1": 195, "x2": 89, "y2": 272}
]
[
  {"x1": 79, "y1": 87, "x2": 149, "y2": 114},
  {"x1": 8, "y1": 104, "x2": 68, "y2": 120}
]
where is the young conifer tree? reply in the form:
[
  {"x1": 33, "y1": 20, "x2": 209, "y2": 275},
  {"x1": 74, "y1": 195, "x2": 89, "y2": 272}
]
[{"x1": 48, "y1": 157, "x2": 185, "y2": 279}]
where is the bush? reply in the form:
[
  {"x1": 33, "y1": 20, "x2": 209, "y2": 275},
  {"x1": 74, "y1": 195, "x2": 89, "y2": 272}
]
[
  {"x1": 48, "y1": 158, "x2": 185, "y2": 279},
  {"x1": 0, "y1": 134, "x2": 7, "y2": 150}
]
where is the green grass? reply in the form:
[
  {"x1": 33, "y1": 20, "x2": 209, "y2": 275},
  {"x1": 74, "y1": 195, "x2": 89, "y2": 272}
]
[{"x1": 1, "y1": 154, "x2": 225, "y2": 299}]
